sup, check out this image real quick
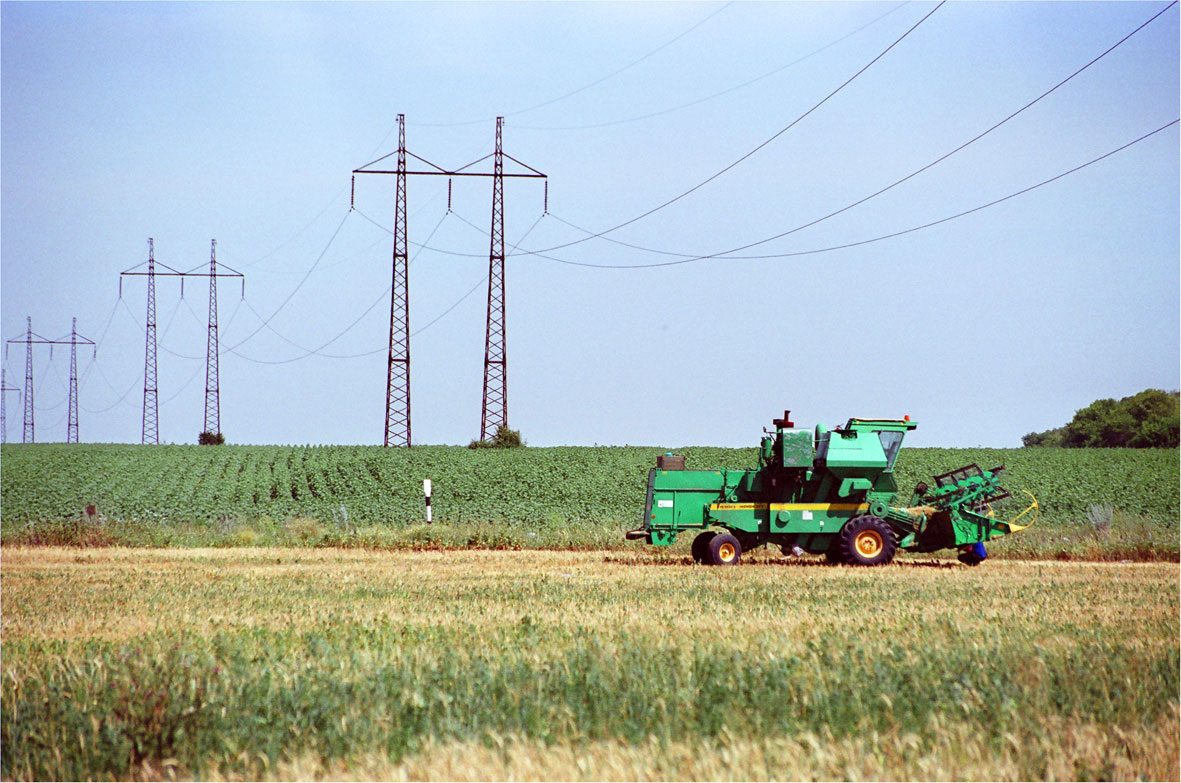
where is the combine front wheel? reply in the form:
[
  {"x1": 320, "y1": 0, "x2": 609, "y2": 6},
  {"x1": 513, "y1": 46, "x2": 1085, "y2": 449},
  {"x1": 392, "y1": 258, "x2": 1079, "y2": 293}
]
[{"x1": 836, "y1": 516, "x2": 897, "y2": 566}]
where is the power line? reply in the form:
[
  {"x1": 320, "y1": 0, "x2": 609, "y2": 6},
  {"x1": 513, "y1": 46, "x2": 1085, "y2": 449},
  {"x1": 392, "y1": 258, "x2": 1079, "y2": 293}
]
[
  {"x1": 514, "y1": 2, "x2": 909, "y2": 132},
  {"x1": 413, "y1": 212, "x2": 548, "y2": 339},
  {"x1": 392, "y1": 0, "x2": 1177, "y2": 271},
  {"x1": 218, "y1": 116, "x2": 459, "y2": 272},
  {"x1": 505, "y1": 1, "x2": 945, "y2": 258},
  {"x1": 224, "y1": 211, "x2": 452, "y2": 365},
  {"x1": 80, "y1": 363, "x2": 143, "y2": 414},
  {"x1": 118, "y1": 299, "x2": 203, "y2": 360},
  {"x1": 223, "y1": 209, "x2": 353, "y2": 351},
  {"x1": 540, "y1": 0, "x2": 1178, "y2": 264},
  {"x1": 224, "y1": 210, "x2": 547, "y2": 364},
  {"x1": 351, "y1": 2, "x2": 944, "y2": 264},
  {"x1": 527, "y1": 119, "x2": 1179, "y2": 269},
  {"x1": 411, "y1": 2, "x2": 734, "y2": 129}
]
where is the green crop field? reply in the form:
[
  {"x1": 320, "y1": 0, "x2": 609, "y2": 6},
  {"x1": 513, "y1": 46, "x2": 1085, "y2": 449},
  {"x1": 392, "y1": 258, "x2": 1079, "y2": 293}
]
[
  {"x1": 1, "y1": 444, "x2": 1177, "y2": 560},
  {"x1": 2, "y1": 548, "x2": 1177, "y2": 781}
]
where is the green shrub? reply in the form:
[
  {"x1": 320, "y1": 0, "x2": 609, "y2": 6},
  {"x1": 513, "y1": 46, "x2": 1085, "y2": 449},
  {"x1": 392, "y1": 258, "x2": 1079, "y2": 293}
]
[{"x1": 468, "y1": 425, "x2": 525, "y2": 449}]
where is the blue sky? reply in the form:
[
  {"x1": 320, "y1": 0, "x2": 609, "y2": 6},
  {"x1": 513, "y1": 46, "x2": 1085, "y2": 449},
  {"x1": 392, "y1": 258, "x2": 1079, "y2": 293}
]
[{"x1": 2, "y1": 1, "x2": 1177, "y2": 447}]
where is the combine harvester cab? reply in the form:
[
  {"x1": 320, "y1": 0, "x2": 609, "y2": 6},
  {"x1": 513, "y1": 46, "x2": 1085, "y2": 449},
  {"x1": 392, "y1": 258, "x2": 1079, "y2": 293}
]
[{"x1": 627, "y1": 410, "x2": 1037, "y2": 566}]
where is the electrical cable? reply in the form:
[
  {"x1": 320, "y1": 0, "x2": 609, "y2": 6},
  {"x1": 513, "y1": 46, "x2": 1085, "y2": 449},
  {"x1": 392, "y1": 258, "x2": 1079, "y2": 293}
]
[
  {"x1": 117, "y1": 298, "x2": 204, "y2": 360},
  {"x1": 528, "y1": 118, "x2": 1179, "y2": 269},
  {"x1": 37, "y1": 356, "x2": 70, "y2": 411},
  {"x1": 217, "y1": 296, "x2": 246, "y2": 342},
  {"x1": 80, "y1": 365, "x2": 143, "y2": 413},
  {"x1": 352, "y1": 2, "x2": 943, "y2": 262},
  {"x1": 505, "y1": 1, "x2": 945, "y2": 257},
  {"x1": 223, "y1": 208, "x2": 353, "y2": 350},
  {"x1": 386, "y1": 0, "x2": 1177, "y2": 269},
  {"x1": 548, "y1": 0, "x2": 1179, "y2": 263},
  {"x1": 180, "y1": 295, "x2": 207, "y2": 330},
  {"x1": 411, "y1": 2, "x2": 733, "y2": 128},
  {"x1": 226, "y1": 211, "x2": 453, "y2": 364},
  {"x1": 514, "y1": 2, "x2": 909, "y2": 131},
  {"x1": 88, "y1": 297, "x2": 121, "y2": 355},
  {"x1": 31, "y1": 351, "x2": 56, "y2": 400},
  {"x1": 224, "y1": 114, "x2": 438, "y2": 272},
  {"x1": 82, "y1": 355, "x2": 125, "y2": 398},
  {"x1": 411, "y1": 212, "x2": 548, "y2": 338},
  {"x1": 160, "y1": 296, "x2": 186, "y2": 338},
  {"x1": 226, "y1": 210, "x2": 547, "y2": 362},
  {"x1": 37, "y1": 411, "x2": 68, "y2": 439},
  {"x1": 160, "y1": 364, "x2": 205, "y2": 405}
]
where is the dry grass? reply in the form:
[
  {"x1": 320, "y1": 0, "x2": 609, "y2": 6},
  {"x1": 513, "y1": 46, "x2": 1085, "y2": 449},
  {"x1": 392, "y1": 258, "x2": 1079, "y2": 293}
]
[
  {"x1": 2, "y1": 548, "x2": 1178, "y2": 781},
  {"x1": 233, "y1": 708, "x2": 1181, "y2": 782},
  {"x1": 2, "y1": 547, "x2": 1174, "y2": 645}
]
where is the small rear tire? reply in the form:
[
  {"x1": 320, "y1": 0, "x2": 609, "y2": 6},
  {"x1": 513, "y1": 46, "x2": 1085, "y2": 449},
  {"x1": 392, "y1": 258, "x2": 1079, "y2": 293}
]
[
  {"x1": 691, "y1": 531, "x2": 717, "y2": 564},
  {"x1": 706, "y1": 533, "x2": 742, "y2": 566}
]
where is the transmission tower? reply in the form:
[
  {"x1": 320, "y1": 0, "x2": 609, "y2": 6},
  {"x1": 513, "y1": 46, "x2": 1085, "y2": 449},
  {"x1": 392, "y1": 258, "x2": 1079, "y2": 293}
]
[
  {"x1": 64, "y1": 318, "x2": 95, "y2": 443},
  {"x1": 185, "y1": 239, "x2": 243, "y2": 439},
  {"x1": 121, "y1": 239, "x2": 185, "y2": 444},
  {"x1": 142, "y1": 242, "x2": 158, "y2": 443},
  {"x1": 20, "y1": 318, "x2": 34, "y2": 442},
  {"x1": 5, "y1": 317, "x2": 94, "y2": 443},
  {"x1": 382, "y1": 115, "x2": 411, "y2": 447},
  {"x1": 0, "y1": 368, "x2": 20, "y2": 445},
  {"x1": 351, "y1": 115, "x2": 545, "y2": 445},
  {"x1": 480, "y1": 118, "x2": 508, "y2": 442}
]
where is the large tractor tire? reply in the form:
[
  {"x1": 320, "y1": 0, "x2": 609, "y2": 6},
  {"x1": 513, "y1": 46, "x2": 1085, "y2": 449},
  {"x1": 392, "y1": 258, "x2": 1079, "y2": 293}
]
[
  {"x1": 835, "y1": 515, "x2": 897, "y2": 566},
  {"x1": 705, "y1": 532, "x2": 742, "y2": 566},
  {"x1": 691, "y1": 531, "x2": 717, "y2": 564}
]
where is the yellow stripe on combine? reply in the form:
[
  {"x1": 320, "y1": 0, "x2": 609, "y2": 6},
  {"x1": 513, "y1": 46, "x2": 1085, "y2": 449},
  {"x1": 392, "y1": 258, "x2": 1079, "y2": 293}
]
[{"x1": 710, "y1": 503, "x2": 869, "y2": 512}]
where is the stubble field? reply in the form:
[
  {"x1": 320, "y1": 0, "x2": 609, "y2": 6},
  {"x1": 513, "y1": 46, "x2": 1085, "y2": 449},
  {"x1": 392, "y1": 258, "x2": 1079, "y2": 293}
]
[{"x1": 2, "y1": 547, "x2": 1177, "y2": 781}]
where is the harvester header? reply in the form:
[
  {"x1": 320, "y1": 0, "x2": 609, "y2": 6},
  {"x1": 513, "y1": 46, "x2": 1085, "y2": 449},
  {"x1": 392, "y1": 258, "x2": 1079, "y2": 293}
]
[{"x1": 627, "y1": 409, "x2": 1037, "y2": 566}]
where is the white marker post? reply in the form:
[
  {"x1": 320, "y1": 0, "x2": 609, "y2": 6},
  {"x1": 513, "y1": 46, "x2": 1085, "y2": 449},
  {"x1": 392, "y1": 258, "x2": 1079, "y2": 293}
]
[{"x1": 424, "y1": 479, "x2": 432, "y2": 524}]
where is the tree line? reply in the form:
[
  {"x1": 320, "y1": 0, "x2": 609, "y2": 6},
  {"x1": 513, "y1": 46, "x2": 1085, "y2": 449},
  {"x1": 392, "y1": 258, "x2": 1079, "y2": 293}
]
[{"x1": 1023, "y1": 389, "x2": 1179, "y2": 448}]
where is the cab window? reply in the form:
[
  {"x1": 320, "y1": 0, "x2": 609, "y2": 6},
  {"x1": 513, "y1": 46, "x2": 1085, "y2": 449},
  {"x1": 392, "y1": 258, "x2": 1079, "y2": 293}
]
[{"x1": 877, "y1": 431, "x2": 904, "y2": 470}]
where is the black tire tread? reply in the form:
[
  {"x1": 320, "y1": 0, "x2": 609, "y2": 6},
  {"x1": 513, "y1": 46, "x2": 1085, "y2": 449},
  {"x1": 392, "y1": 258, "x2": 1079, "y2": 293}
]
[{"x1": 835, "y1": 515, "x2": 897, "y2": 566}]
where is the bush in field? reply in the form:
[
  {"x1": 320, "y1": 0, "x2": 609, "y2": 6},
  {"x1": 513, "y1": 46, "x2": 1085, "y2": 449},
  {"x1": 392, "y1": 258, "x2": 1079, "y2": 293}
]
[
  {"x1": 1024, "y1": 389, "x2": 1179, "y2": 448},
  {"x1": 198, "y1": 431, "x2": 225, "y2": 446},
  {"x1": 468, "y1": 425, "x2": 525, "y2": 450}
]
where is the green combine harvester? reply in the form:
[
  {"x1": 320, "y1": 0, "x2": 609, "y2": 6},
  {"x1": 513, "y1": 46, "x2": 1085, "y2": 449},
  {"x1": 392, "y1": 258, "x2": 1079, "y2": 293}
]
[{"x1": 627, "y1": 410, "x2": 1037, "y2": 566}]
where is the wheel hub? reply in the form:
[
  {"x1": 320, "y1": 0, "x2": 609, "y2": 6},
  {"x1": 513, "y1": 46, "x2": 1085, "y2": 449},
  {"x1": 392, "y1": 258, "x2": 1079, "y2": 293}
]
[{"x1": 855, "y1": 530, "x2": 883, "y2": 557}]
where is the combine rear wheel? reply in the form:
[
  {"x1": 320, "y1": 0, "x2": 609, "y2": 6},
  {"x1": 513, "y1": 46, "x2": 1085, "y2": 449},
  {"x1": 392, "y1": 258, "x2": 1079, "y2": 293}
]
[
  {"x1": 691, "y1": 531, "x2": 717, "y2": 564},
  {"x1": 706, "y1": 533, "x2": 742, "y2": 566},
  {"x1": 835, "y1": 516, "x2": 897, "y2": 566}
]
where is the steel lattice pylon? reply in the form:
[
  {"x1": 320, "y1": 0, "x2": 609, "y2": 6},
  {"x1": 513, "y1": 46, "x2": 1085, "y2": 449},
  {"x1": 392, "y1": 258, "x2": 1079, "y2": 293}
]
[
  {"x1": 5, "y1": 318, "x2": 93, "y2": 444},
  {"x1": 21, "y1": 318, "x2": 34, "y2": 443},
  {"x1": 142, "y1": 240, "x2": 159, "y2": 444},
  {"x1": 204, "y1": 240, "x2": 221, "y2": 437},
  {"x1": 480, "y1": 117, "x2": 508, "y2": 442},
  {"x1": 67, "y1": 318, "x2": 80, "y2": 443},
  {"x1": 121, "y1": 239, "x2": 190, "y2": 444},
  {"x1": 384, "y1": 114, "x2": 411, "y2": 447},
  {"x1": 351, "y1": 114, "x2": 544, "y2": 445}
]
